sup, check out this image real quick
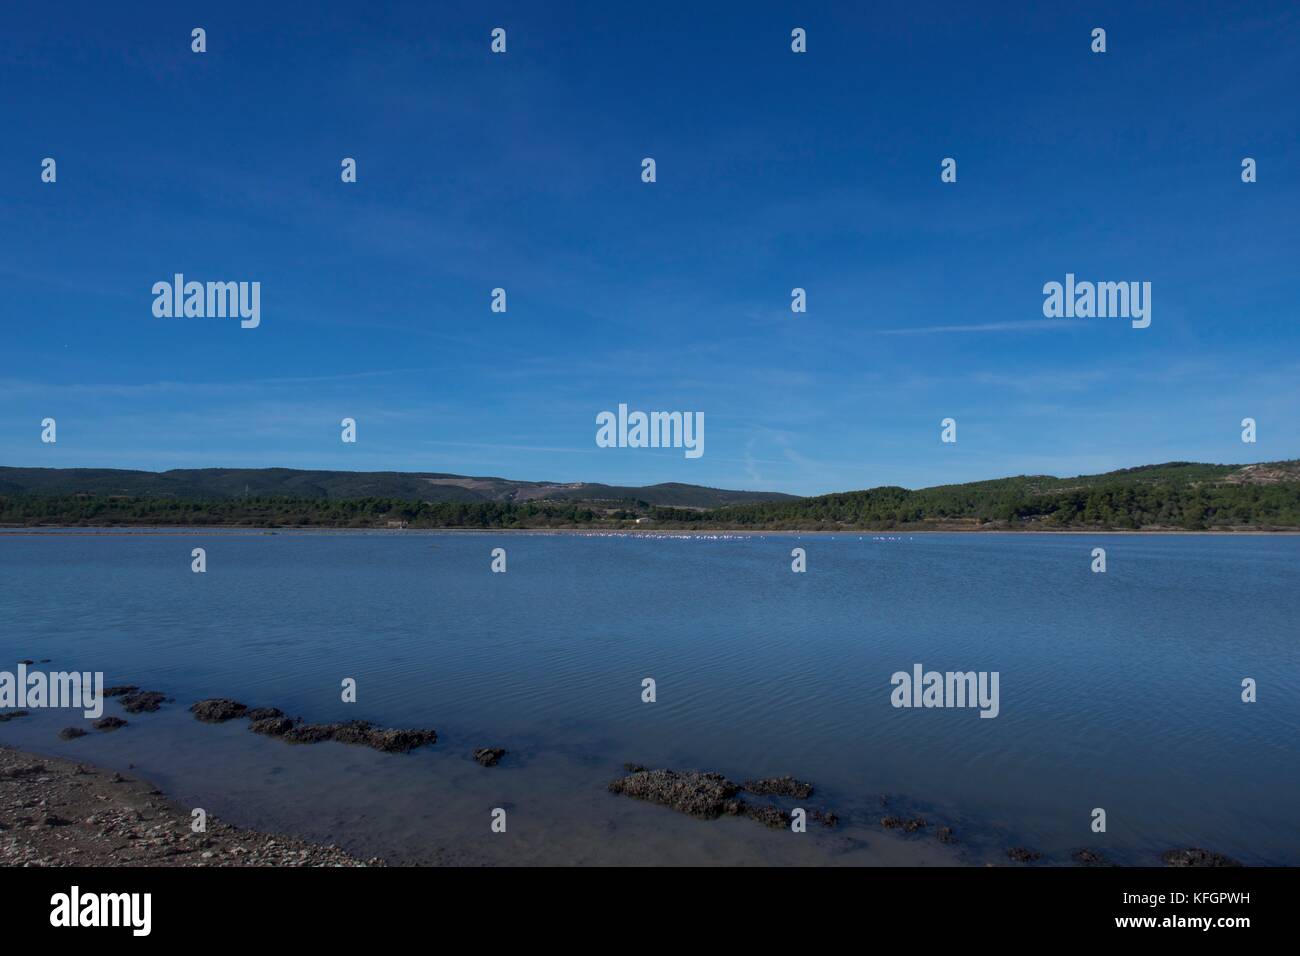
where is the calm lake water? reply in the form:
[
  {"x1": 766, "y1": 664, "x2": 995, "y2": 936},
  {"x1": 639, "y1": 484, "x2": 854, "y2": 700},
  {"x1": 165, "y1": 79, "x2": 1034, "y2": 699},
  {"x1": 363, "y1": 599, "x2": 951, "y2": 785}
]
[{"x1": 1, "y1": 530, "x2": 1297, "y2": 866}]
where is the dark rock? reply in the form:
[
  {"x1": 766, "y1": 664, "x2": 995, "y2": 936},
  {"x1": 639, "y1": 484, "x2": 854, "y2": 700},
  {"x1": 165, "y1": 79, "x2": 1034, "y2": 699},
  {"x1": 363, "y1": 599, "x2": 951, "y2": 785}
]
[
  {"x1": 937, "y1": 826, "x2": 957, "y2": 844},
  {"x1": 119, "y1": 691, "x2": 167, "y2": 714},
  {"x1": 190, "y1": 699, "x2": 248, "y2": 722},
  {"x1": 882, "y1": 815, "x2": 928, "y2": 833},
  {"x1": 93, "y1": 717, "x2": 127, "y2": 731},
  {"x1": 607, "y1": 769, "x2": 741, "y2": 820},
  {"x1": 622, "y1": 763, "x2": 647, "y2": 773},
  {"x1": 742, "y1": 804, "x2": 788, "y2": 829},
  {"x1": 280, "y1": 720, "x2": 436, "y2": 753},
  {"x1": 103, "y1": 686, "x2": 138, "y2": 697},
  {"x1": 1006, "y1": 847, "x2": 1041, "y2": 863},
  {"x1": 280, "y1": 722, "x2": 336, "y2": 745},
  {"x1": 57, "y1": 727, "x2": 88, "y2": 740},
  {"x1": 810, "y1": 809, "x2": 838, "y2": 828},
  {"x1": 1161, "y1": 847, "x2": 1242, "y2": 868},
  {"x1": 42, "y1": 814, "x2": 73, "y2": 826},
  {"x1": 249, "y1": 716, "x2": 297, "y2": 737},
  {"x1": 346, "y1": 724, "x2": 437, "y2": 754},
  {"x1": 246, "y1": 707, "x2": 284, "y2": 721},
  {"x1": 1071, "y1": 848, "x2": 1112, "y2": 866},
  {"x1": 741, "y1": 775, "x2": 814, "y2": 799},
  {"x1": 473, "y1": 748, "x2": 506, "y2": 767},
  {"x1": 0, "y1": 711, "x2": 30, "y2": 723}
]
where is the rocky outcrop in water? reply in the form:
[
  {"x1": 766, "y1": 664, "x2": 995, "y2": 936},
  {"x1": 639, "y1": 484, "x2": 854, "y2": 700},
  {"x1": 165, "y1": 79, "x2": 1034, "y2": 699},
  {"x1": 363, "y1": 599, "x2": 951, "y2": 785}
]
[
  {"x1": 742, "y1": 776, "x2": 814, "y2": 799},
  {"x1": 190, "y1": 699, "x2": 249, "y2": 723},
  {"x1": 1071, "y1": 848, "x2": 1113, "y2": 866},
  {"x1": 57, "y1": 727, "x2": 88, "y2": 740},
  {"x1": 1006, "y1": 847, "x2": 1041, "y2": 863},
  {"x1": 0, "y1": 711, "x2": 29, "y2": 723},
  {"x1": 1161, "y1": 847, "x2": 1242, "y2": 867},
  {"x1": 280, "y1": 721, "x2": 437, "y2": 753},
  {"x1": 93, "y1": 717, "x2": 127, "y2": 732},
  {"x1": 473, "y1": 748, "x2": 506, "y2": 767},
  {"x1": 249, "y1": 716, "x2": 297, "y2": 737},
  {"x1": 609, "y1": 769, "x2": 742, "y2": 820},
  {"x1": 882, "y1": 815, "x2": 929, "y2": 833},
  {"x1": 119, "y1": 691, "x2": 169, "y2": 714},
  {"x1": 189, "y1": 698, "x2": 436, "y2": 754},
  {"x1": 608, "y1": 767, "x2": 838, "y2": 830}
]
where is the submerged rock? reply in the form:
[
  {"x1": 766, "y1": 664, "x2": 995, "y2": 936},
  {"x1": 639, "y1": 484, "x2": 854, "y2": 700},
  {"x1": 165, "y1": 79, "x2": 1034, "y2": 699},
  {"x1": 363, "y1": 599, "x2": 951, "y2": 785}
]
[
  {"x1": 119, "y1": 691, "x2": 168, "y2": 714},
  {"x1": 742, "y1": 804, "x2": 788, "y2": 829},
  {"x1": 809, "y1": 809, "x2": 839, "y2": 828},
  {"x1": 608, "y1": 766, "x2": 833, "y2": 831},
  {"x1": 742, "y1": 776, "x2": 814, "y2": 799},
  {"x1": 0, "y1": 711, "x2": 30, "y2": 723},
  {"x1": 937, "y1": 825, "x2": 957, "y2": 844},
  {"x1": 57, "y1": 727, "x2": 88, "y2": 741},
  {"x1": 882, "y1": 815, "x2": 929, "y2": 833},
  {"x1": 93, "y1": 717, "x2": 127, "y2": 732},
  {"x1": 473, "y1": 748, "x2": 506, "y2": 767},
  {"x1": 1006, "y1": 847, "x2": 1041, "y2": 863},
  {"x1": 190, "y1": 697, "x2": 436, "y2": 755},
  {"x1": 249, "y1": 716, "x2": 297, "y2": 737},
  {"x1": 103, "y1": 686, "x2": 138, "y2": 698},
  {"x1": 190, "y1": 699, "x2": 249, "y2": 723},
  {"x1": 278, "y1": 720, "x2": 436, "y2": 754},
  {"x1": 1161, "y1": 847, "x2": 1242, "y2": 868},
  {"x1": 1071, "y1": 848, "x2": 1113, "y2": 866},
  {"x1": 608, "y1": 769, "x2": 742, "y2": 820}
]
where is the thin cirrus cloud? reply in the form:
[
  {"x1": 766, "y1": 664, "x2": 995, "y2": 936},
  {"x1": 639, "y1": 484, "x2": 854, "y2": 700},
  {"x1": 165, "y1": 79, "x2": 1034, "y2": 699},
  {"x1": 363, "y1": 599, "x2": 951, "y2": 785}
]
[{"x1": 876, "y1": 319, "x2": 1091, "y2": 335}]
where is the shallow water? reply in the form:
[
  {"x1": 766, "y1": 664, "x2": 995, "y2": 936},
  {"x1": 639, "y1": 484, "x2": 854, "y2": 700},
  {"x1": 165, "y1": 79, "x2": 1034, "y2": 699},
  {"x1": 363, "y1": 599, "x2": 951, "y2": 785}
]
[{"x1": 1, "y1": 530, "x2": 1296, "y2": 865}]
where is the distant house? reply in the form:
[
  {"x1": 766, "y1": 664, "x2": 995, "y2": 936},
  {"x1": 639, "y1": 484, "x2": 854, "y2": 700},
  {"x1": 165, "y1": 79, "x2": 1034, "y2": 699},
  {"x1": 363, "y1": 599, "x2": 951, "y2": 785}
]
[
  {"x1": 385, "y1": 520, "x2": 408, "y2": 529},
  {"x1": 635, "y1": 516, "x2": 654, "y2": 525}
]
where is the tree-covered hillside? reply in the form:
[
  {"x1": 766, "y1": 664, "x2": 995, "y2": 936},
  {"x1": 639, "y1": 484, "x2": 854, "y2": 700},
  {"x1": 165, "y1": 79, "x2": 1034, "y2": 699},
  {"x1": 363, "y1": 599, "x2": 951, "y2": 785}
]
[{"x1": 2, "y1": 461, "x2": 1298, "y2": 531}]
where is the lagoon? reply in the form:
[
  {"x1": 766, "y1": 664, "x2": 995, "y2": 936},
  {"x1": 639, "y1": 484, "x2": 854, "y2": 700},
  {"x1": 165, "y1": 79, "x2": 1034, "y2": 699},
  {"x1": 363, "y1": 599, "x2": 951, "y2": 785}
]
[{"x1": 1, "y1": 530, "x2": 1296, "y2": 865}]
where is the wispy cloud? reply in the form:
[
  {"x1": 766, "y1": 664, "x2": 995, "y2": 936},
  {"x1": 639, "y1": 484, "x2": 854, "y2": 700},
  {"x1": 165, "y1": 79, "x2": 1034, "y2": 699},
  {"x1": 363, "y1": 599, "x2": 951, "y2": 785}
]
[{"x1": 876, "y1": 320, "x2": 1090, "y2": 335}]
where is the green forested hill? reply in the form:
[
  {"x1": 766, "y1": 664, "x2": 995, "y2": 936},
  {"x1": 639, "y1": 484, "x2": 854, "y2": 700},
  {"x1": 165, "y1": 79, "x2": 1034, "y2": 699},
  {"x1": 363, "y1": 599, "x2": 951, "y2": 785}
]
[
  {"x1": 656, "y1": 461, "x2": 1300, "y2": 530},
  {"x1": 1, "y1": 461, "x2": 1298, "y2": 530}
]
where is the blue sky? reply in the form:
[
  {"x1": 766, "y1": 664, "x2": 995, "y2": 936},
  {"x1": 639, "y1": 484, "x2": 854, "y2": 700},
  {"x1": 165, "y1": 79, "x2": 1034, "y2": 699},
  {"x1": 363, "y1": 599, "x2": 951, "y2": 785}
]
[{"x1": 2, "y1": 1, "x2": 1297, "y2": 495}]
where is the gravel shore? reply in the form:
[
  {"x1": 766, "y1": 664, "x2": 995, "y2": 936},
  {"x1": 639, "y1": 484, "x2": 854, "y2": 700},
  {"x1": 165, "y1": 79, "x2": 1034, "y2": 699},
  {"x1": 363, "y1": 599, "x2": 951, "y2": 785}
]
[{"x1": 0, "y1": 745, "x2": 380, "y2": 867}]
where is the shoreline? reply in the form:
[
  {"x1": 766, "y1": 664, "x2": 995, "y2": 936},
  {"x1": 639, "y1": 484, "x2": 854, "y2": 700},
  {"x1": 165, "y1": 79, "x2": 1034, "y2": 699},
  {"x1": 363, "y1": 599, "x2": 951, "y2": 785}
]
[{"x1": 0, "y1": 745, "x2": 378, "y2": 867}]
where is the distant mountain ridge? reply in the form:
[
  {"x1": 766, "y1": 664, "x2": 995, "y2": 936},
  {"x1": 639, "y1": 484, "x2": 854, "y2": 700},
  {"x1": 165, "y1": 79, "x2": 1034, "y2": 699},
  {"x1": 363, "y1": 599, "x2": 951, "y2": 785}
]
[{"x1": 0, "y1": 467, "x2": 798, "y2": 509}]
